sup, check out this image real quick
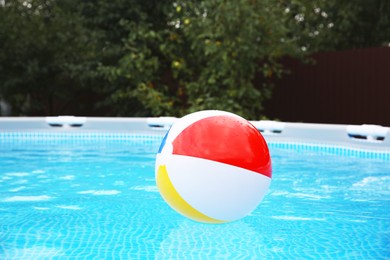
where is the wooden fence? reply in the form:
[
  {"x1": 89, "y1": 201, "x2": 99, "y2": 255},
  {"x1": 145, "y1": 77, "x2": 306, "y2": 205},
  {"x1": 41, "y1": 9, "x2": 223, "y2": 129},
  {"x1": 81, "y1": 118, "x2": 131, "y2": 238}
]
[{"x1": 264, "y1": 47, "x2": 390, "y2": 126}]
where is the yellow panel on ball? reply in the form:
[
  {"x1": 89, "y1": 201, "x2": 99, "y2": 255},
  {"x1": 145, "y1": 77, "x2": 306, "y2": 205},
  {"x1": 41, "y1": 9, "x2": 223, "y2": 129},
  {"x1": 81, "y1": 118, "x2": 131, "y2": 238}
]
[{"x1": 156, "y1": 165, "x2": 225, "y2": 224}]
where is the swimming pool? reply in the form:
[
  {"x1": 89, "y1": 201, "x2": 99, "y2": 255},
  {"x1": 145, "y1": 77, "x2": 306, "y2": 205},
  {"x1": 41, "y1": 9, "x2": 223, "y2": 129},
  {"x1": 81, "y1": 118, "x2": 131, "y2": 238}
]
[{"x1": 1, "y1": 117, "x2": 389, "y2": 259}]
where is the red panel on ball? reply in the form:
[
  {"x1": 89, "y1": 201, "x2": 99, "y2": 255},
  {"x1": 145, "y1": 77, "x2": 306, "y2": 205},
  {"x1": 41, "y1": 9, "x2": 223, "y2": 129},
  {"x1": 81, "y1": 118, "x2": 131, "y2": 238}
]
[{"x1": 172, "y1": 115, "x2": 272, "y2": 178}]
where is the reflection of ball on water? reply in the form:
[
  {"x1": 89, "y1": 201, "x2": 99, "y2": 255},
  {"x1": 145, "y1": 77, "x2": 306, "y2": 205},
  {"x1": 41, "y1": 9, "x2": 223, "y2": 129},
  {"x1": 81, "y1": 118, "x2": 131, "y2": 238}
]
[{"x1": 155, "y1": 110, "x2": 272, "y2": 223}]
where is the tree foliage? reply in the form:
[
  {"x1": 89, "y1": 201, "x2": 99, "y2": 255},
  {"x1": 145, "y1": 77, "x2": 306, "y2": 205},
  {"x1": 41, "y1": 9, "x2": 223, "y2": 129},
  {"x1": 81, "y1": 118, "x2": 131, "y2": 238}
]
[
  {"x1": 0, "y1": 0, "x2": 388, "y2": 117},
  {"x1": 283, "y1": 0, "x2": 390, "y2": 52},
  {"x1": 0, "y1": 0, "x2": 96, "y2": 115},
  {"x1": 104, "y1": 0, "x2": 304, "y2": 118}
]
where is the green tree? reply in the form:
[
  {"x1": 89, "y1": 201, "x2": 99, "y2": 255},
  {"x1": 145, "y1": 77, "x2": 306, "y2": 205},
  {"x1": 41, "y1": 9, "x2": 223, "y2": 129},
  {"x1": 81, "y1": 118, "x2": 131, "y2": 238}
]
[
  {"x1": 104, "y1": 0, "x2": 390, "y2": 118},
  {"x1": 0, "y1": 0, "x2": 173, "y2": 116},
  {"x1": 105, "y1": 0, "x2": 304, "y2": 118},
  {"x1": 1, "y1": 0, "x2": 388, "y2": 117},
  {"x1": 322, "y1": 0, "x2": 390, "y2": 50},
  {"x1": 0, "y1": 0, "x2": 98, "y2": 115},
  {"x1": 281, "y1": 0, "x2": 390, "y2": 53},
  {"x1": 81, "y1": 0, "x2": 174, "y2": 116}
]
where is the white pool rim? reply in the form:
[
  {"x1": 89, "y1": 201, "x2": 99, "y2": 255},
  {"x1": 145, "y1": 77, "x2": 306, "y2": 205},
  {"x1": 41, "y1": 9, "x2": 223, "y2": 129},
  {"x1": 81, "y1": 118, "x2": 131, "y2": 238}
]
[{"x1": 0, "y1": 116, "x2": 389, "y2": 154}]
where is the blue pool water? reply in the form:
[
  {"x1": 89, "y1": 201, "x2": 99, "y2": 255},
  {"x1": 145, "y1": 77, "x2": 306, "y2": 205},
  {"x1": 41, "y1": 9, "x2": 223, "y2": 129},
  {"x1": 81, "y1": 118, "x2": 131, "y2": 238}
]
[{"x1": 0, "y1": 134, "x2": 389, "y2": 259}]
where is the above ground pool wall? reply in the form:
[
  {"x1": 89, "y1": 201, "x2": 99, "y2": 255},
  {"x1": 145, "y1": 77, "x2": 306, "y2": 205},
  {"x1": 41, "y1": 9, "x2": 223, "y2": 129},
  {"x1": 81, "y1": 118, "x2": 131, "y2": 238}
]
[
  {"x1": 252, "y1": 121, "x2": 390, "y2": 152},
  {"x1": 0, "y1": 117, "x2": 169, "y2": 135},
  {"x1": 0, "y1": 116, "x2": 389, "y2": 152}
]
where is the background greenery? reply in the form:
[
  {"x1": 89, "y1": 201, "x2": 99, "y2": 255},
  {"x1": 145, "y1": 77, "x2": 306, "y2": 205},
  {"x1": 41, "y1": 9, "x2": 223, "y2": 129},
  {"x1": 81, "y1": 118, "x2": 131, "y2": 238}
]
[{"x1": 1, "y1": 0, "x2": 389, "y2": 118}]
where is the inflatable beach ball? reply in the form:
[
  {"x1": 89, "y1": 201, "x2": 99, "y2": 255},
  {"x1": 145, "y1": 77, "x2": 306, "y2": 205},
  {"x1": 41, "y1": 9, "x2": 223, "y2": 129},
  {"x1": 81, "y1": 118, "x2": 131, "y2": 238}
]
[{"x1": 155, "y1": 110, "x2": 272, "y2": 223}]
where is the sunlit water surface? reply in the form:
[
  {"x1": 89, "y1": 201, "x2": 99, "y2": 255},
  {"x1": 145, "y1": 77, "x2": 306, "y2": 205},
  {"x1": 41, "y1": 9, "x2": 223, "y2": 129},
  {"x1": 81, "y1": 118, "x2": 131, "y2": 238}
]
[{"x1": 0, "y1": 138, "x2": 389, "y2": 259}]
